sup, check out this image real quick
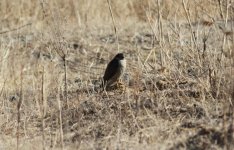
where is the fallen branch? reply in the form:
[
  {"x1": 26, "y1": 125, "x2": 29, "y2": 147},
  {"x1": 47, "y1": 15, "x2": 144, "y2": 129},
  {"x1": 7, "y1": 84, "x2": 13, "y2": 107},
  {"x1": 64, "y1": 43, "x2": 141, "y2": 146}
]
[{"x1": 0, "y1": 23, "x2": 32, "y2": 35}]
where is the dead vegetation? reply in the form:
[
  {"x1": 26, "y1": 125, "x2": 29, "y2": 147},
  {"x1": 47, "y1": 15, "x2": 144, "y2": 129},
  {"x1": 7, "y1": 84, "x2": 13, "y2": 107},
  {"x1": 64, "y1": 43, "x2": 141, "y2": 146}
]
[{"x1": 0, "y1": 0, "x2": 233, "y2": 149}]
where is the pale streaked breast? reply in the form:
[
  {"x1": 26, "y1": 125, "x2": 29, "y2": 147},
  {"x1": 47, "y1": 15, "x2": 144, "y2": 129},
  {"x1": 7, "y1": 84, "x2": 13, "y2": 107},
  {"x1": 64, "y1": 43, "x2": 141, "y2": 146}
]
[{"x1": 119, "y1": 59, "x2": 126, "y2": 70}]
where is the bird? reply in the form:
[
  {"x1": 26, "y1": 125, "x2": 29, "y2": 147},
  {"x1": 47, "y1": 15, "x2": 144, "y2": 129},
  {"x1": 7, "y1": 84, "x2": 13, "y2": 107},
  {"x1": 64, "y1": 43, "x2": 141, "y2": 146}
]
[{"x1": 102, "y1": 53, "x2": 126, "y2": 90}]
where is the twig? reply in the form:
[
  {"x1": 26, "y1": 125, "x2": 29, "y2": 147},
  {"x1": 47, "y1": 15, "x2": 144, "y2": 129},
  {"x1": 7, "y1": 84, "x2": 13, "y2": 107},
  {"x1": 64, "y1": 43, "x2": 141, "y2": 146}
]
[
  {"x1": 17, "y1": 65, "x2": 24, "y2": 150},
  {"x1": 182, "y1": 0, "x2": 201, "y2": 64},
  {"x1": 156, "y1": 0, "x2": 163, "y2": 46},
  {"x1": 0, "y1": 23, "x2": 32, "y2": 35},
  {"x1": 106, "y1": 0, "x2": 119, "y2": 51},
  {"x1": 57, "y1": 87, "x2": 64, "y2": 150},
  {"x1": 0, "y1": 79, "x2": 6, "y2": 97},
  {"x1": 40, "y1": 0, "x2": 68, "y2": 109},
  {"x1": 41, "y1": 67, "x2": 46, "y2": 150},
  {"x1": 156, "y1": 0, "x2": 164, "y2": 66},
  {"x1": 145, "y1": 4, "x2": 163, "y2": 67},
  {"x1": 217, "y1": 0, "x2": 224, "y2": 19},
  {"x1": 63, "y1": 54, "x2": 68, "y2": 109},
  {"x1": 202, "y1": 28, "x2": 212, "y2": 59}
]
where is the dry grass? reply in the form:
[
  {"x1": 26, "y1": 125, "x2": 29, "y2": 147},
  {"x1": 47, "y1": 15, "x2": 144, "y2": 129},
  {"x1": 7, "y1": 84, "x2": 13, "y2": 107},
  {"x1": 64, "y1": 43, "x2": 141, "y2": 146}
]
[{"x1": 0, "y1": 0, "x2": 233, "y2": 149}]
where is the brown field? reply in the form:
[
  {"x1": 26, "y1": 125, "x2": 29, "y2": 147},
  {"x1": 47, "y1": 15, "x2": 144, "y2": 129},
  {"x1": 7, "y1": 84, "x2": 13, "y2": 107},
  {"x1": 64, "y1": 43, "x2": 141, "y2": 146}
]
[{"x1": 0, "y1": 0, "x2": 233, "y2": 149}]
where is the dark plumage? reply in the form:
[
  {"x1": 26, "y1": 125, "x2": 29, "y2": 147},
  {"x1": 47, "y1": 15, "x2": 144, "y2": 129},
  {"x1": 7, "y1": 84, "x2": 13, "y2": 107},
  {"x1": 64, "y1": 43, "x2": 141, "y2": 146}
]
[{"x1": 102, "y1": 53, "x2": 126, "y2": 89}]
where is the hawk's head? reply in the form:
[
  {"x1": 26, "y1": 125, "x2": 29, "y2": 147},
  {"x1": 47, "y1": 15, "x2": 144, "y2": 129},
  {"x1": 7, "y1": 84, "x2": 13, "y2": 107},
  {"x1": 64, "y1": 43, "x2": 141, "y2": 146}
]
[{"x1": 114, "y1": 53, "x2": 124, "y2": 60}]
